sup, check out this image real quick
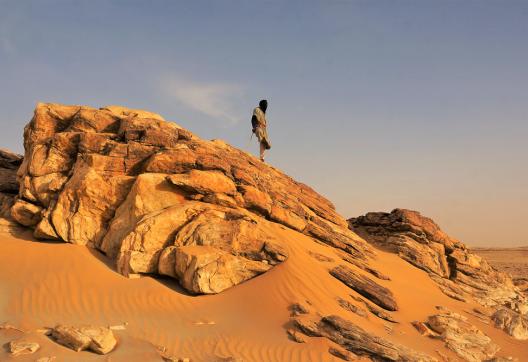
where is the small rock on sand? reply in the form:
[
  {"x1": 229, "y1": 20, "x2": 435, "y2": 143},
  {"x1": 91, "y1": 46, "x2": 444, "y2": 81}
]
[{"x1": 8, "y1": 340, "x2": 40, "y2": 356}]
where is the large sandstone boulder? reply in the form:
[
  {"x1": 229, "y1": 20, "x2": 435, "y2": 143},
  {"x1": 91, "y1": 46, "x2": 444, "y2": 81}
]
[
  {"x1": 349, "y1": 209, "x2": 528, "y2": 339},
  {"x1": 10, "y1": 103, "x2": 370, "y2": 294}
]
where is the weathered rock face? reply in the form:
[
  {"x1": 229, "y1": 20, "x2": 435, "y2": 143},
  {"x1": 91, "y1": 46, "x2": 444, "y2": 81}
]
[
  {"x1": 492, "y1": 308, "x2": 528, "y2": 340},
  {"x1": 293, "y1": 314, "x2": 435, "y2": 361},
  {"x1": 8, "y1": 340, "x2": 40, "y2": 356},
  {"x1": 330, "y1": 264, "x2": 398, "y2": 311},
  {"x1": 10, "y1": 103, "x2": 370, "y2": 294},
  {"x1": 0, "y1": 149, "x2": 23, "y2": 219},
  {"x1": 349, "y1": 209, "x2": 528, "y2": 339},
  {"x1": 51, "y1": 325, "x2": 117, "y2": 354},
  {"x1": 426, "y1": 308, "x2": 500, "y2": 362}
]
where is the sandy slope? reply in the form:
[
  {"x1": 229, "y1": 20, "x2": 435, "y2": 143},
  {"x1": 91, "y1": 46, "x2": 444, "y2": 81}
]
[{"x1": 1, "y1": 220, "x2": 527, "y2": 361}]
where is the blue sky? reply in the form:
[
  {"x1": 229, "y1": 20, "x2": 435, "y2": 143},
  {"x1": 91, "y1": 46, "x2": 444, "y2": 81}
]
[{"x1": 1, "y1": 0, "x2": 527, "y2": 246}]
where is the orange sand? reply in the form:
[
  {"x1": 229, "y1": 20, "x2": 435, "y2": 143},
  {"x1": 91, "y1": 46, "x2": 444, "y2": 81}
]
[{"x1": 0, "y1": 222, "x2": 527, "y2": 361}]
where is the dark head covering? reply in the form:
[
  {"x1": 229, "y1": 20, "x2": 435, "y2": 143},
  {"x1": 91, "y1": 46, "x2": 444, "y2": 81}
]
[{"x1": 259, "y1": 99, "x2": 268, "y2": 113}]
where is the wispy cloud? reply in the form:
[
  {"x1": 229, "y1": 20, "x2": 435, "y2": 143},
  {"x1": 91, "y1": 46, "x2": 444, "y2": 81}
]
[{"x1": 162, "y1": 76, "x2": 245, "y2": 125}]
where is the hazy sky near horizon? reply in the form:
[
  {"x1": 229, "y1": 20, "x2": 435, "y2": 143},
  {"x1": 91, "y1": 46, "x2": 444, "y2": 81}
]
[{"x1": 1, "y1": 0, "x2": 527, "y2": 246}]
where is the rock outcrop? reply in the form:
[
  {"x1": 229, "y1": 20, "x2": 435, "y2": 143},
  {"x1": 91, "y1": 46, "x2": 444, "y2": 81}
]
[
  {"x1": 349, "y1": 209, "x2": 528, "y2": 340},
  {"x1": 9, "y1": 103, "x2": 370, "y2": 294},
  {"x1": 0, "y1": 149, "x2": 23, "y2": 219},
  {"x1": 426, "y1": 308, "x2": 500, "y2": 362},
  {"x1": 491, "y1": 308, "x2": 528, "y2": 340},
  {"x1": 330, "y1": 264, "x2": 398, "y2": 311}
]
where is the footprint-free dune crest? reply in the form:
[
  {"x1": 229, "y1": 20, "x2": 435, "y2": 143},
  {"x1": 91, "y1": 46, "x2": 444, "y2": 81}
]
[{"x1": 0, "y1": 104, "x2": 526, "y2": 361}]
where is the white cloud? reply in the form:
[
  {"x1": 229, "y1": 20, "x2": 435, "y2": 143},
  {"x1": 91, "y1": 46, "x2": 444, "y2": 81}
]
[{"x1": 162, "y1": 76, "x2": 245, "y2": 125}]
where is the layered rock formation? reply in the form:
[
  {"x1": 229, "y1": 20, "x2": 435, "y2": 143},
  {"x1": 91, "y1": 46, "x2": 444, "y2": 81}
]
[
  {"x1": 9, "y1": 103, "x2": 369, "y2": 294},
  {"x1": 0, "y1": 149, "x2": 23, "y2": 218},
  {"x1": 293, "y1": 313, "x2": 435, "y2": 361},
  {"x1": 350, "y1": 209, "x2": 528, "y2": 340}
]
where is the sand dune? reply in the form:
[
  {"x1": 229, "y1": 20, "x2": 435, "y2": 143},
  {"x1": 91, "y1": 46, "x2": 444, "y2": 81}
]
[{"x1": 1, "y1": 222, "x2": 527, "y2": 361}]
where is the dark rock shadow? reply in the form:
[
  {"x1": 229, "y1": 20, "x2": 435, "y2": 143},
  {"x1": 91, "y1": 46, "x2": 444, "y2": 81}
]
[
  {"x1": 5, "y1": 221, "x2": 35, "y2": 241},
  {"x1": 1, "y1": 342, "x2": 10, "y2": 353},
  {"x1": 4, "y1": 219, "x2": 199, "y2": 297},
  {"x1": 151, "y1": 275, "x2": 195, "y2": 296},
  {"x1": 86, "y1": 247, "x2": 120, "y2": 273},
  {"x1": 86, "y1": 247, "x2": 195, "y2": 296}
]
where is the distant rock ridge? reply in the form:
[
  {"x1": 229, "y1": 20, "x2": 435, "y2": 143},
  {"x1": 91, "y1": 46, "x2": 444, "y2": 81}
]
[
  {"x1": 350, "y1": 208, "x2": 528, "y2": 340},
  {"x1": 7, "y1": 102, "x2": 370, "y2": 294}
]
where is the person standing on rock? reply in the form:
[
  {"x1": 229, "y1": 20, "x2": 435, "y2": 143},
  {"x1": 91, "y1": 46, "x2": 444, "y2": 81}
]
[{"x1": 251, "y1": 99, "x2": 271, "y2": 162}]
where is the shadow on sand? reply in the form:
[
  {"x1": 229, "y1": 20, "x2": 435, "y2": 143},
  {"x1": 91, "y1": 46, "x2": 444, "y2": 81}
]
[{"x1": 4, "y1": 216, "x2": 195, "y2": 297}]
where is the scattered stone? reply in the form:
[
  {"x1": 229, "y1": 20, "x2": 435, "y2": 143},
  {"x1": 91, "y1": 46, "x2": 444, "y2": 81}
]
[
  {"x1": 349, "y1": 295, "x2": 398, "y2": 323},
  {"x1": 337, "y1": 298, "x2": 368, "y2": 318},
  {"x1": 286, "y1": 328, "x2": 306, "y2": 343},
  {"x1": 465, "y1": 309, "x2": 491, "y2": 324},
  {"x1": 109, "y1": 322, "x2": 128, "y2": 330},
  {"x1": 337, "y1": 251, "x2": 390, "y2": 280},
  {"x1": 308, "y1": 250, "x2": 334, "y2": 262},
  {"x1": 435, "y1": 350, "x2": 452, "y2": 362},
  {"x1": 411, "y1": 321, "x2": 438, "y2": 337},
  {"x1": 156, "y1": 345, "x2": 178, "y2": 361},
  {"x1": 491, "y1": 308, "x2": 528, "y2": 340},
  {"x1": 290, "y1": 301, "x2": 312, "y2": 316},
  {"x1": 0, "y1": 322, "x2": 27, "y2": 333},
  {"x1": 486, "y1": 357, "x2": 519, "y2": 362},
  {"x1": 427, "y1": 311, "x2": 500, "y2": 362},
  {"x1": 329, "y1": 345, "x2": 357, "y2": 361},
  {"x1": 384, "y1": 323, "x2": 394, "y2": 334},
  {"x1": 295, "y1": 315, "x2": 435, "y2": 361},
  {"x1": 36, "y1": 327, "x2": 52, "y2": 335},
  {"x1": 36, "y1": 357, "x2": 56, "y2": 362},
  {"x1": 50, "y1": 325, "x2": 117, "y2": 354},
  {"x1": 8, "y1": 340, "x2": 40, "y2": 356},
  {"x1": 330, "y1": 265, "x2": 398, "y2": 311},
  {"x1": 216, "y1": 357, "x2": 244, "y2": 362}
]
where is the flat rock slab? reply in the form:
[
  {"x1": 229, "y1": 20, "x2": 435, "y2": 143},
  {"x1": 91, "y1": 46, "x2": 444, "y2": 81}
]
[
  {"x1": 330, "y1": 265, "x2": 398, "y2": 311},
  {"x1": 295, "y1": 315, "x2": 435, "y2": 361},
  {"x1": 427, "y1": 311, "x2": 499, "y2": 362},
  {"x1": 8, "y1": 340, "x2": 40, "y2": 356},
  {"x1": 51, "y1": 325, "x2": 117, "y2": 354}
]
